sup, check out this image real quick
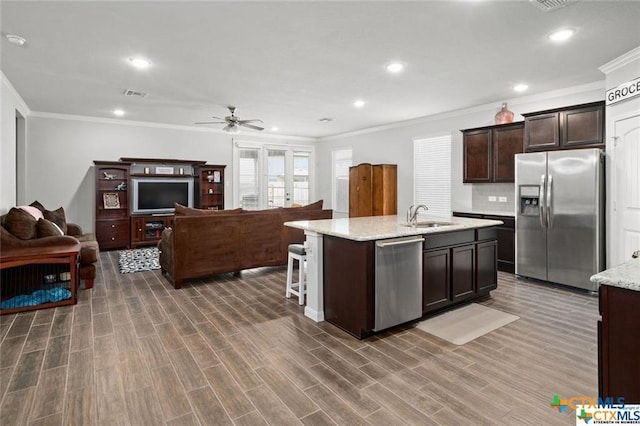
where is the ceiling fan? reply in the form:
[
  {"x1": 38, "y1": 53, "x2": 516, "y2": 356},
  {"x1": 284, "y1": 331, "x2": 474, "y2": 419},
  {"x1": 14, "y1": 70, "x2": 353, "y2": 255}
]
[{"x1": 195, "y1": 106, "x2": 264, "y2": 133}]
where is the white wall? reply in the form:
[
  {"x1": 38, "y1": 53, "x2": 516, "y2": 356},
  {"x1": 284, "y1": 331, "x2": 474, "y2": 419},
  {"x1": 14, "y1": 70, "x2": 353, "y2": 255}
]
[
  {"x1": 316, "y1": 82, "x2": 606, "y2": 217},
  {"x1": 1, "y1": 73, "x2": 30, "y2": 214},
  {"x1": 26, "y1": 115, "x2": 314, "y2": 233}
]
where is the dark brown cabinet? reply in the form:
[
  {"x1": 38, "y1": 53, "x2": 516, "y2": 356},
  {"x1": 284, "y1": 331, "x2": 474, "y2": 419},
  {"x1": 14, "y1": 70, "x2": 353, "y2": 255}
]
[
  {"x1": 462, "y1": 122, "x2": 524, "y2": 183},
  {"x1": 523, "y1": 101, "x2": 604, "y2": 152},
  {"x1": 349, "y1": 163, "x2": 397, "y2": 217},
  {"x1": 599, "y1": 285, "x2": 640, "y2": 403},
  {"x1": 130, "y1": 215, "x2": 173, "y2": 248},
  {"x1": 94, "y1": 161, "x2": 131, "y2": 250},
  {"x1": 422, "y1": 228, "x2": 497, "y2": 315},
  {"x1": 194, "y1": 165, "x2": 226, "y2": 210},
  {"x1": 453, "y1": 212, "x2": 514, "y2": 273}
]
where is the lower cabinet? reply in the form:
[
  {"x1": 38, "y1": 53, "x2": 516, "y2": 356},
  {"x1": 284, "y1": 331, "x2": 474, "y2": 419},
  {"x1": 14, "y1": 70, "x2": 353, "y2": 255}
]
[
  {"x1": 599, "y1": 285, "x2": 640, "y2": 403},
  {"x1": 130, "y1": 215, "x2": 174, "y2": 248},
  {"x1": 453, "y1": 212, "x2": 514, "y2": 273},
  {"x1": 96, "y1": 219, "x2": 130, "y2": 250},
  {"x1": 423, "y1": 230, "x2": 497, "y2": 315}
]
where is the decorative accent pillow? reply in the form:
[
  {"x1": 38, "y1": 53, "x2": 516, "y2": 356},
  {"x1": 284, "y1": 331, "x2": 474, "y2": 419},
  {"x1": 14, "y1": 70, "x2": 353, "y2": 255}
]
[
  {"x1": 43, "y1": 207, "x2": 67, "y2": 234},
  {"x1": 17, "y1": 205, "x2": 45, "y2": 220},
  {"x1": 4, "y1": 207, "x2": 38, "y2": 239},
  {"x1": 30, "y1": 200, "x2": 46, "y2": 213},
  {"x1": 298, "y1": 200, "x2": 323, "y2": 210},
  {"x1": 36, "y1": 218, "x2": 64, "y2": 237}
]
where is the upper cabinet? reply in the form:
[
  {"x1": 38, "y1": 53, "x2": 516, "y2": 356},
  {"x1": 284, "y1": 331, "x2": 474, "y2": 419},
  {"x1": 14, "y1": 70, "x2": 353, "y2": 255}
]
[
  {"x1": 462, "y1": 122, "x2": 524, "y2": 183},
  {"x1": 523, "y1": 101, "x2": 604, "y2": 152}
]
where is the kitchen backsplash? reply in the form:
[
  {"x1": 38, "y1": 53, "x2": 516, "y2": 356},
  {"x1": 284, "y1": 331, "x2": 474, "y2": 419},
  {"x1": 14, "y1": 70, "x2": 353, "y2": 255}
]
[{"x1": 472, "y1": 183, "x2": 515, "y2": 213}]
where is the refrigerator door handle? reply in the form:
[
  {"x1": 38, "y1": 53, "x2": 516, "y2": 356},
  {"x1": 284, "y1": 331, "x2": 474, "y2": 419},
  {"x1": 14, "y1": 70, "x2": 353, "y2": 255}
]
[
  {"x1": 547, "y1": 174, "x2": 553, "y2": 228},
  {"x1": 540, "y1": 174, "x2": 547, "y2": 228}
]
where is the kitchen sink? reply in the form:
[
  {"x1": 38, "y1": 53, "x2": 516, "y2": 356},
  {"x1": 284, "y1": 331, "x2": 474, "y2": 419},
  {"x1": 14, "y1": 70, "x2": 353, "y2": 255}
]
[{"x1": 401, "y1": 221, "x2": 453, "y2": 228}]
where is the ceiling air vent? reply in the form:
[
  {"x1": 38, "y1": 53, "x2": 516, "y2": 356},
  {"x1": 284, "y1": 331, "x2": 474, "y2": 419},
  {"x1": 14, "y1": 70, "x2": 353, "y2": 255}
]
[
  {"x1": 529, "y1": 0, "x2": 574, "y2": 12},
  {"x1": 122, "y1": 89, "x2": 147, "y2": 98}
]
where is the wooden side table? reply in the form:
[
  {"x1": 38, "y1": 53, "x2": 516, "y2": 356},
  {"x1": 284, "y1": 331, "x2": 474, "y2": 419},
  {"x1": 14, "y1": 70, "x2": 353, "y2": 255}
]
[{"x1": 1, "y1": 243, "x2": 80, "y2": 315}]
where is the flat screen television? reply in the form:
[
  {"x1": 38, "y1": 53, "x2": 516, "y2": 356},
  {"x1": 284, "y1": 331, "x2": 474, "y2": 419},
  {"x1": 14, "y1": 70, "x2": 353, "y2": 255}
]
[{"x1": 131, "y1": 177, "x2": 194, "y2": 215}]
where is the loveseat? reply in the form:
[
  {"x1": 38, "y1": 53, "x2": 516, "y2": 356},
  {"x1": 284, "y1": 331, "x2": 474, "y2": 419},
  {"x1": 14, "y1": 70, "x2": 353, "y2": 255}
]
[
  {"x1": 158, "y1": 201, "x2": 332, "y2": 288},
  {"x1": 1, "y1": 202, "x2": 99, "y2": 289}
]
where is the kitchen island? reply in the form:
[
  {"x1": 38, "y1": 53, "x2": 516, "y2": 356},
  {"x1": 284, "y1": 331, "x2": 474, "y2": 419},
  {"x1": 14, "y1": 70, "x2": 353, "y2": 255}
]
[
  {"x1": 285, "y1": 215, "x2": 502, "y2": 338},
  {"x1": 591, "y1": 258, "x2": 640, "y2": 403}
]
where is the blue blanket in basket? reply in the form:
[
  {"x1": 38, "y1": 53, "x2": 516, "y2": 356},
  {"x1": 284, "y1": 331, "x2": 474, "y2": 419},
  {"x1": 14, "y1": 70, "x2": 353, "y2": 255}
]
[{"x1": 0, "y1": 287, "x2": 72, "y2": 310}]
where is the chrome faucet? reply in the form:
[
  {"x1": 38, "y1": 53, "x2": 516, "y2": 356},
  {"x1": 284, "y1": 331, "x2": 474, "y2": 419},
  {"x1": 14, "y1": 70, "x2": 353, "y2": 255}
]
[{"x1": 407, "y1": 204, "x2": 429, "y2": 225}]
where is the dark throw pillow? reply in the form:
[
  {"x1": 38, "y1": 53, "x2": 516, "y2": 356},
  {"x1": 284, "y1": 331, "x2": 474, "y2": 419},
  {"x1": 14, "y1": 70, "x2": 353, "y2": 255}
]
[
  {"x1": 4, "y1": 207, "x2": 37, "y2": 240},
  {"x1": 43, "y1": 207, "x2": 67, "y2": 234},
  {"x1": 36, "y1": 218, "x2": 64, "y2": 237},
  {"x1": 29, "y1": 200, "x2": 46, "y2": 213}
]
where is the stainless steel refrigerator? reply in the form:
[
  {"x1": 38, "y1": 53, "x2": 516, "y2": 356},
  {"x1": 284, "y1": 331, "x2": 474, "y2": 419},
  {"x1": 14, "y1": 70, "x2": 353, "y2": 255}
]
[{"x1": 515, "y1": 148, "x2": 604, "y2": 292}]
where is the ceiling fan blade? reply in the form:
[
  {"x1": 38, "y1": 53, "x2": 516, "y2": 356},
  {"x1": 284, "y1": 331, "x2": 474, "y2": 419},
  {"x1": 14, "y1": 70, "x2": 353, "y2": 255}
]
[
  {"x1": 209, "y1": 116, "x2": 224, "y2": 120},
  {"x1": 237, "y1": 119, "x2": 264, "y2": 124},
  {"x1": 195, "y1": 121, "x2": 226, "y2": 124},
  {"x1": 239, "y1": 123, "x2": 264, "y2": 131}
]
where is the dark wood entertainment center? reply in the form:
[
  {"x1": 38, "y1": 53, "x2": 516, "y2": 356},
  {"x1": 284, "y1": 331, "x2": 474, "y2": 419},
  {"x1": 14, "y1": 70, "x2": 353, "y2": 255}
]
[{"x1": 94, "y1": 158, "x2": 226, "y2": 250}]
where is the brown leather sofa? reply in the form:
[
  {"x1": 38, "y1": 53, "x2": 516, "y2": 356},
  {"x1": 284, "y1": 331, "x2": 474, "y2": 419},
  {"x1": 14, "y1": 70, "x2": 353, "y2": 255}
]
[
  {"x1": 158, "y1": 202, "x2": 332, "y2": 289},
  {"x1": 1, "y1": 205, "x2": 99, "y2": 289}
]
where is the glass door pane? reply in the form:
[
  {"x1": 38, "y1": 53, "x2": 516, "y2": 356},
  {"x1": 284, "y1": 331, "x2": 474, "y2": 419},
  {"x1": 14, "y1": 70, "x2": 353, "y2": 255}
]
[
  {"x1": 293, "y1": 151, "x2": 310, "y2": 206},
  {"x1": 267, "y1": 149, "x2": 287, "y2": 208},
  {"x1": 238, "y1": 148, "x2": 260, "y2": 209}
]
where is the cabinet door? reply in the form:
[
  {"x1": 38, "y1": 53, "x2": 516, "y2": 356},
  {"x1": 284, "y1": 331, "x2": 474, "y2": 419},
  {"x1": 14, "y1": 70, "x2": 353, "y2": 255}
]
[
  {"x1": 463, "y1": 130, "x2": 492, "y2": 182},
  {"x1": 96, "y1": 219, "x2": 130, "y2": 250},
  {"x1": 561, "y1": 104, "x2": 604, "y2": 148},
  {"x1": 423, "y1": 248, "x2": 451, "y2": 314},
  {"x1": 372, "y1": 164, "x2": 397, "y2": 216},
  {"x1": 451, "y1": 244, "x2": 475, "y2": 302},
  {"x1": 524, "y1": 113, "x2": 559, "y2": 151},
  {"x1": 130, "y1": 217, "x2": 144, "y2": 243},
  {"x1": 349, "y1": 164, "x2": 372, "y2": 217},
  {"x1": 476, "y1": 240, "x2": 497, "y2": 293},
  {"x1": 493, "y1": 124, "x2": 524, "y2": 182}
]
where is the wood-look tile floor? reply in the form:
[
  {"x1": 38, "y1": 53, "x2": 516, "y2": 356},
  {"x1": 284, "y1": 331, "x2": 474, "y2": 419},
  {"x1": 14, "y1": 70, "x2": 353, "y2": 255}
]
[{"x1": 1, "y1": 251, "x2": 598, "y2": 425}]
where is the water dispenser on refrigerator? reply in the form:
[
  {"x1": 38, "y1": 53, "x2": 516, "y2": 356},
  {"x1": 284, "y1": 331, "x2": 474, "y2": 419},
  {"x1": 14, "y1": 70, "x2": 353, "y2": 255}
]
[{"x1": 519, "y1": 185, "x2": 541, "y2": 216}]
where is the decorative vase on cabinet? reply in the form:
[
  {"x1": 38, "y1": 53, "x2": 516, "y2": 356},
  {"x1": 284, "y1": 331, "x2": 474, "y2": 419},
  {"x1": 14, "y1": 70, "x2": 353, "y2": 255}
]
[{"x1": 495, "y1": 103, "x2": 514, "y2": 125}]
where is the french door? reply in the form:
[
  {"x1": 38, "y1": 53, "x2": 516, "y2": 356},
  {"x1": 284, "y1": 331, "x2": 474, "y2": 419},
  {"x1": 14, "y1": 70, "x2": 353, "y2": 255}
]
[{"x1": 234, "y1": 141, "x2": 313, "y2": 209}]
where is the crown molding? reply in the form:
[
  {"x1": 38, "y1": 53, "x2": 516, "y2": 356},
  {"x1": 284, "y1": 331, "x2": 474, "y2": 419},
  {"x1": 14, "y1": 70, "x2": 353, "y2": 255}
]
[
  {"x1": 599, "y1": 46, "x2": 640, "y2": 74},
  {"x1": 319, "y1": 81, "x2": 605, "y2": 142},
  {"x1": 29, "y1": 111, "x2": 316, "y2": 143},
  {"x1": 1, "y1": 71, "x2": 31, "y2": 115}
]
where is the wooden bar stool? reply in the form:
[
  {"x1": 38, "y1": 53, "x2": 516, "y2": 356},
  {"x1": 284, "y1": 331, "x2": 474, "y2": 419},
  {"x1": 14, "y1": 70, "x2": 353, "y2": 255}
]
[{"x1": 286, "y1": 243, "x2": 306, "y2": 305}]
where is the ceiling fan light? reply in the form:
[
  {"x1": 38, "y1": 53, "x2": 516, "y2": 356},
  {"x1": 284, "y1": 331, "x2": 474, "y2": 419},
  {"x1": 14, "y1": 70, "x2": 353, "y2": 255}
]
[{"x1": 223, "y1": 124, "x2": 240, "y2": 134}]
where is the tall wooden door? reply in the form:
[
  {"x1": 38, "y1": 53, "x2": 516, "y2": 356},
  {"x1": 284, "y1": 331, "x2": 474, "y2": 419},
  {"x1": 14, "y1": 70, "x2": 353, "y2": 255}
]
[
  {"x1": 372, "y1": 164, "x2": 397, "y2": 216},
  {"x1": 349, "y1": 163, "x2": 372, "y2": 217}
]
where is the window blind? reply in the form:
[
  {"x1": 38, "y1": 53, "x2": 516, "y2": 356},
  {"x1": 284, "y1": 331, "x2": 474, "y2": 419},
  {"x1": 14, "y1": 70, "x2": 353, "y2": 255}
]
[{"x1": 414, "y1": 135, "x2": 451, "y2": 219}]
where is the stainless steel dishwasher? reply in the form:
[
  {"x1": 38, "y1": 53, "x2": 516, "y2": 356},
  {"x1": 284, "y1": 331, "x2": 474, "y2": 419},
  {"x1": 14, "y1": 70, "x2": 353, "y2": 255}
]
[{"x1": 374, "y1": 236, "x2": 424, "y2": 332}]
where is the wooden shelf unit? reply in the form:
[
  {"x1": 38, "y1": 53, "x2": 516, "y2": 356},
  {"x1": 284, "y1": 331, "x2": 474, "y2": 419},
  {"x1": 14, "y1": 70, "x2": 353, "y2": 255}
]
[
  {"x1": 131, "y1": 215, "x2": 174, "y2": 248},
  {"x1": 194, "y1": 165, "x2": 226, "y2": 210},
  {"x1": 94, "y1": 161, "x2": 131, "y2": 250}
]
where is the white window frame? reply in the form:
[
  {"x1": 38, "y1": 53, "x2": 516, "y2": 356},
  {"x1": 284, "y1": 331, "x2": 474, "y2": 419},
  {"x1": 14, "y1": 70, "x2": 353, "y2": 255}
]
[
  {"x1": 233, "y1": 139, "x2": 315, "y2": 209},
  {"x1": 413, "y1": 134, "x2": 452, "y2": 219},
  {"x1": 331, "y1": 148, "x2": 352, "y2": 214}
]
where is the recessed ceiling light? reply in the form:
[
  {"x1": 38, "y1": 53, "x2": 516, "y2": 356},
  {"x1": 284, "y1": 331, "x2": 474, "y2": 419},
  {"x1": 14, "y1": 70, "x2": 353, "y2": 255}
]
[
  {"x1": 513, "y1": 83, "x2": 529, "y2": 92},
  {"x1": 113, "y1": 109, "x2": 125, "y2": 117},
  {"x1": 6, "y1": 34, "x2": 26, "y2": 46},
  {"x1": 271, "y1": 126, "x2": 279, "y2": 131},
  {"x1": 129, "y1": 57, "x2": 151, "y2": 69},
  {"x1": 353, "y1": 100, "x2": 365, "y2": 108},
  {"x1": 548, "y1": 28, "x2": 575, "y2": 42},
  {"x1": 386, "y1": 62, "x2": 405, "y2": 73}
]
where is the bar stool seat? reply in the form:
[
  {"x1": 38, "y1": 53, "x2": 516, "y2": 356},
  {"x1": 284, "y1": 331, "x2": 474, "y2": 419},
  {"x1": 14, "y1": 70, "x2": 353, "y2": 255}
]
[{"x1": 286, "y1": 243, "x2": 307, "y2": 305}]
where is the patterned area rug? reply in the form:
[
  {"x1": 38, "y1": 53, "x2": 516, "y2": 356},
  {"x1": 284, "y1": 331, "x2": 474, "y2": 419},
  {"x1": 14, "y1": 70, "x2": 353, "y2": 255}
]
[{"x1": 118, "y1": 247, "x2": 161, "y2": 274}]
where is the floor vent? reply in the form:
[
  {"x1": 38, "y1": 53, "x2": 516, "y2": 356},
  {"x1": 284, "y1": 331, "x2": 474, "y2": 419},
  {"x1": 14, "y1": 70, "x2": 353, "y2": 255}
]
[
  {"x1": 529, "y1": 0, "x2": 575, "y2": 12},
  {"x1": 123, "y1": 89, "x2": 147, "y2": 98}
]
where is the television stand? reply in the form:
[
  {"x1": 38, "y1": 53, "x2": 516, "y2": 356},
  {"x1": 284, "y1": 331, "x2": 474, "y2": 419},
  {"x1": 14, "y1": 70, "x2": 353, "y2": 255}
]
[{"x1": 130, "y1": 215, "x2": 174, "y2": 248}]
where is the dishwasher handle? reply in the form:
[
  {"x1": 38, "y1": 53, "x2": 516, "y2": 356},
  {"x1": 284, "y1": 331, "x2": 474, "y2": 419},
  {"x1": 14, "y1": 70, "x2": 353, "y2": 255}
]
[{"x1": 376, "y1": 237, "x2": 424, "y2": 248}]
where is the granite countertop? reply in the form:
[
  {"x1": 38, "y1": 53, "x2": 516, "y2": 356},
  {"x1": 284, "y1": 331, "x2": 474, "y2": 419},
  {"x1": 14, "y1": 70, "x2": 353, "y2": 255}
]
[
  {"x1": 285, "y1": 215, "x2": 503, "y2": 242},
  {"x1": 453, "y1": 210, "x2": 515, "y2": 218},
  {"x1": 590, "y1": 258, "x2": 640, "y2": 292}
]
